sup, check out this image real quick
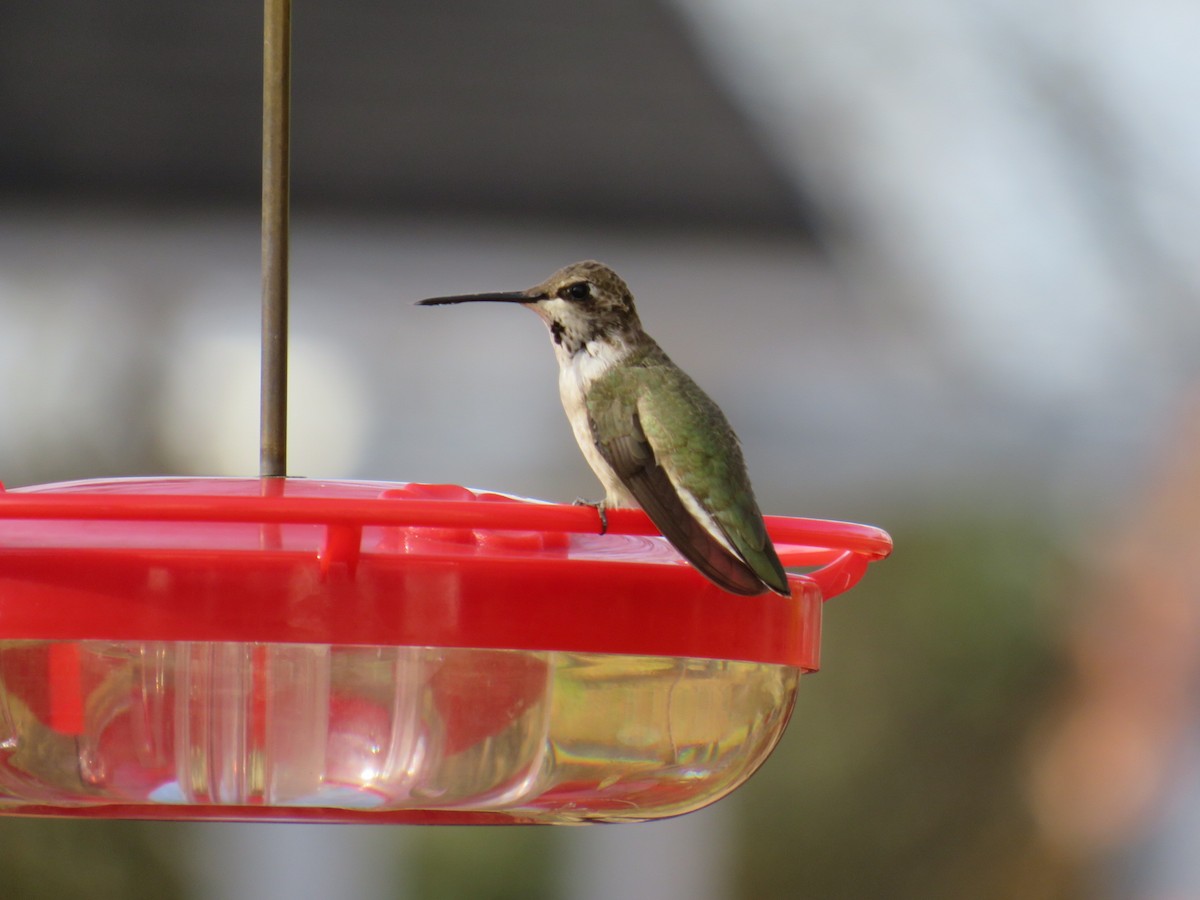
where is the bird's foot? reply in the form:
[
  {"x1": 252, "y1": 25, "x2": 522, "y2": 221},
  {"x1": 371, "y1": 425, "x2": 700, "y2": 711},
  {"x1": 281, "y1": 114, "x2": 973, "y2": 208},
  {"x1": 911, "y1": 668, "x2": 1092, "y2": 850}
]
[{"x1": 573, "y1": 498, "x2": 608, "y2": 535}]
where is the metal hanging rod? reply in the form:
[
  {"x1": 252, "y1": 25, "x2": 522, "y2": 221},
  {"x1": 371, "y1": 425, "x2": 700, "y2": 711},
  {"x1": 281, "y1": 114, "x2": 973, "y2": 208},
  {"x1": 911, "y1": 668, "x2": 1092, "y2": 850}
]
[{"x1": 260, "y1": 0, "x2": 291, "y2": 478}]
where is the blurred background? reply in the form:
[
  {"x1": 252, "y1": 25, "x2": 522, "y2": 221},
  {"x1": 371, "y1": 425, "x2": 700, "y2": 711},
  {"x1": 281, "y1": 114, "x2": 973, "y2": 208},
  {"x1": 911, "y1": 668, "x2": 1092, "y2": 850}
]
[{"x1": 1, "y1": 0, "x2": 1198, "y2": 897}]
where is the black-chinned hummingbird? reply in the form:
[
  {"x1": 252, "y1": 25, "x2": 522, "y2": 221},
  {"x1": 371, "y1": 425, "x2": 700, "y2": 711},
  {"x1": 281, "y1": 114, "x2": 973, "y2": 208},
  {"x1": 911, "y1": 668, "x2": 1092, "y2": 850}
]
[{"x1": 418, "y1": 260, "x2": 790, "y2": 597}]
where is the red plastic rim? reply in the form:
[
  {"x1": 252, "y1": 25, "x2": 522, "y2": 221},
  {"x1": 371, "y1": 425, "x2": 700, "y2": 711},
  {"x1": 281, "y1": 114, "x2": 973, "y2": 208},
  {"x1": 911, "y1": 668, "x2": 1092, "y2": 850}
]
[{"x1": 0, "y1": 478, "x2": 891, "y2": 670}]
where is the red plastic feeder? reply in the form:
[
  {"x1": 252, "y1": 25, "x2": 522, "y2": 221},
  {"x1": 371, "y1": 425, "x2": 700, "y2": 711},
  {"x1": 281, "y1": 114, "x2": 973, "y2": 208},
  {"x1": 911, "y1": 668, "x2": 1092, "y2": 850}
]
[{"x1": 0, "y1": 476, "x2": 890, "y2": 824}]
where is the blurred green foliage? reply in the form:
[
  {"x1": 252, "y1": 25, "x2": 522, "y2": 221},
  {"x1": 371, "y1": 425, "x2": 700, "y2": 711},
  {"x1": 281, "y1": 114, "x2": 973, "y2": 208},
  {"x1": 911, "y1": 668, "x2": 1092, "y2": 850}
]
[
  {"x1": 0, "y1": 819, "x2": 184, "y2": 899},
  {"x1": 408, "y1": 826, "x2": 559, "y2": 900},
  {"x1": 733, "y1": 515, "x2": 1082, "y2": 899}
]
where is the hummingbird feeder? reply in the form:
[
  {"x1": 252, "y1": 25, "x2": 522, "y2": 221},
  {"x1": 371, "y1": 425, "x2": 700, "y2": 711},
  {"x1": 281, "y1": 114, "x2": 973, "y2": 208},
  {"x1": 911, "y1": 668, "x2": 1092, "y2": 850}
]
[{"x1": 0, "y1": 0, "x2": 890, "y2": 824}]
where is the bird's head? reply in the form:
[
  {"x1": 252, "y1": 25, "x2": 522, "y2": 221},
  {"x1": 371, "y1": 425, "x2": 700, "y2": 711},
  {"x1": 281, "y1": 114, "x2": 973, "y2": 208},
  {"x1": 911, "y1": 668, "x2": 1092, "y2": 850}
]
[{"x1": 419, "y1": 260, "x2": 642, "y2": 355}]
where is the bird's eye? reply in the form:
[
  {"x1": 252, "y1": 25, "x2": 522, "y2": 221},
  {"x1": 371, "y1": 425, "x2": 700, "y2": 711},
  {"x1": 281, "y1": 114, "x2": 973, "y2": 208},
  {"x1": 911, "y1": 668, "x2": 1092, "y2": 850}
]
[{"x1": 563, "y1": 282, "x2": 591, "y2": 301}]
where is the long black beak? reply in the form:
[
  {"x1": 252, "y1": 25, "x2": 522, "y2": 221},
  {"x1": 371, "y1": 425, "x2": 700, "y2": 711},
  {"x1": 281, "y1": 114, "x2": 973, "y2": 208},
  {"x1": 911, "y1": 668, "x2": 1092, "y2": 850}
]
[{"x1": 417, "y1": 290, "x2": 546, "y2": 307}]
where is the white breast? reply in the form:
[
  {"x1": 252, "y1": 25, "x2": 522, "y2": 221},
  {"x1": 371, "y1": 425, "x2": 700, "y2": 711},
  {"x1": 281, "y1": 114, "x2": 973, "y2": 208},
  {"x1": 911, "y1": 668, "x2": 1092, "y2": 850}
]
[{"x1": 556, "y1": 339, "x2": 638, "y2": 507}]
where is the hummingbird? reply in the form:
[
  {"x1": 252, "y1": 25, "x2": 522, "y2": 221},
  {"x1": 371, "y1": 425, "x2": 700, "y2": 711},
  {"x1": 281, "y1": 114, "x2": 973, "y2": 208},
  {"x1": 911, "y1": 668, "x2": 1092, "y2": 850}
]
[{"x1": 418, "y1": 260, "x2": 790, "y2": 597}]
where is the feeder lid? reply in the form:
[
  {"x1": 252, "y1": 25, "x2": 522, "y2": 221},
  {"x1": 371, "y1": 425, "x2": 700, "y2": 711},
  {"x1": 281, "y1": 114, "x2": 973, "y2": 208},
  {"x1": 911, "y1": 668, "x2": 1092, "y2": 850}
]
[{"x1": 0, "y1": 478, "x2": 891, "y2": 670}]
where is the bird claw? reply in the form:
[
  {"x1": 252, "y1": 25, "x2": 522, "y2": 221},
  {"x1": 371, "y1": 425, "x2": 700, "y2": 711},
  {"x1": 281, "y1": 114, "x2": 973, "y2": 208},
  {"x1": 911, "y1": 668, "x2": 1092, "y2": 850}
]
[{"x1": 573, "y1": 498, "x2": 608, "y2": 535}]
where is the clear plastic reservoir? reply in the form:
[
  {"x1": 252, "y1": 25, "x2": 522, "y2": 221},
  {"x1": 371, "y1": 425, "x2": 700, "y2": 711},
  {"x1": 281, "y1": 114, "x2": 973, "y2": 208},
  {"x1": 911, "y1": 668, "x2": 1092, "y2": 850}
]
[{"x1": 0, "y1": 642, "x2": 797, "y2": 823}]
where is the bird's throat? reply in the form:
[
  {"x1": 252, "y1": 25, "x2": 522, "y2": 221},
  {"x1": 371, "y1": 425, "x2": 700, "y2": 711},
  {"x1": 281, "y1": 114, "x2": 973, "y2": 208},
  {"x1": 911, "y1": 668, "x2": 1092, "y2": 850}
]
[{"x1": 555, "y1": 333, "x2": 633, "y2": 388}]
